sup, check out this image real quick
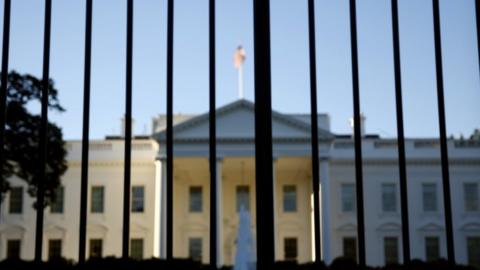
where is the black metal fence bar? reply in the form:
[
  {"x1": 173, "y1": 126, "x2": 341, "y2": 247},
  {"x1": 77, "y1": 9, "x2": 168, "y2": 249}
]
[
  {"x1": 349, "y1": 0, "x2": 366, "y2": 268},
  {"x1": 476, "y1": 0, "x2": 480, "y2": 73},
  {"x1": 390, "y1": 0, "x2": 411, "y2": 264},
  {"x1": 78, "y1": 0, "x2": 93, "y2": 263},
  {"x1": 0, "y1": 0, "x2": 11, "y2": 220},
  {"x1": 307, "y1": 0, "x2": 322, "y2": 262},
  {"x1": 208, "y1": 0, "x2": 218, "y2": 267},
  {"x1": 122, "y1": 0, "x2": 134, "y2": 259},
  {"x1": 166, "y1": 0, "x2": 174, "y2": 260},
  {"x1": 35, "y1": 0, "x2": 52, "y2": 262},
  {"x1": 431, "y1": 0, "x2": 455, "y2": 265},
  {"x1": 253, "y1": 0, "x2": 275, "y2": 268}
]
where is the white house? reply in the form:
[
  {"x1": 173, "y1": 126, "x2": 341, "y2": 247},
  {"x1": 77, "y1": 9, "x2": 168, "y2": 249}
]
[{"x1": 0, "y1": 99, "x2": 479, "y2": 268}]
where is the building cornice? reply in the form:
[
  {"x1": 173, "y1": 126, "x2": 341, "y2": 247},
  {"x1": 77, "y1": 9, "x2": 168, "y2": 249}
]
[
  {"x1": 67, "y1": 161, "x2": 154, "y2": 167},
  {"x1": 330, "y1": 158, "x2": 480, "y2": 166}
]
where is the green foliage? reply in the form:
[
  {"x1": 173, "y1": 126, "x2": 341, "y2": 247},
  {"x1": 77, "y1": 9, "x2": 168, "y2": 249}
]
[{"x1": 1, "y1": 70, "x2": 67, "y2": 208}]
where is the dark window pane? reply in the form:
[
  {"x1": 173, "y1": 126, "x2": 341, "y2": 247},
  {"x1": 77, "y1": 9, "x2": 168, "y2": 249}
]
[
  {"x1": 425, "y1": 236, "x2": 440, "y2": 261},
  {"x1": 283, "y1": 185, "x2": 297, "y2": 212},
  {"x1": 341, "y1": 184, "x2": 355, "y2": 212},
  {"x1": 9, "y1": 187, "x2": 23, "y2": 214},
  {"x1": 48, "y1": 239, "x2": 62, "y2": 260},
  {"x1": 50, "y1": 186, "x2": 64, "y2": 213},
  {"x1": 132, "y1": 186, "x2": 145, "y2": 213},
  {"x1": 7, "y1": 240, "x2": 21, "y2": 259},
  {"x1": 384, "y1": 237, "x2": 399, "y2": 265},
  {"x1": 422, "y1": 183, "x2": 437, "y2": 212},
  {"x1": 464, "y1": 183, "x2": 479, "y2": 212},
  {"x1": 343, "y1": 237, "x2": 357, "y2": 262},
  {"x1": 284, "y1": 237, "x2": 298, "y2": 261},
  {"x1": 236, "y1": 186, "x2": 250, "y2": 212},
  {"x1": 188, "y1": 238, "x2": 202, "y2": 262},
  {"x1": 467, "y1": 237, "x2": 480, "y2": 269},
  {"x1": 189, "y1": 186, "x2": 203, "y2": 213},
  {"x1": 381, "y1": 184, "x2": 396, "y2": 212},
  {"x1": 91, "y1": 186, "x2": 104, "y2": 213},
  {"x1": 89, "y1": 239, "x2": 103, "y2": 258},
  {"x1": 130, "y1": 238, "x2": 144, "y2": 260}
]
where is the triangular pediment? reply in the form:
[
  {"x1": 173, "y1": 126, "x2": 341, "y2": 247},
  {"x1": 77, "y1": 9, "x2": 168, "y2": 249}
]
[
  {"x1": 417, "y1": 222, "x2": 444, "y2": 232},
  {"x1": 0, "y1": 224, "x2": 26, "y2": 234},
  {"x1": 336, "y1": 222, "x2": 357, "y2": 232},
  {"x1": 460, "y1": 222, "x2": 480, "y2": 232},
  {"x1": 131, "y1": 223, "x2": 149, "y2": 233},
  {"x1": 154, "y1": 99, "x2": 333, "y2": 142},
  {"x1": 87, "y1": 224, "x2": 108, "y2": 233},
  {"x1": 44, "y1": 224, "x2": 67, "y2": 233},
  {"x1": 376, "y1": 222, "x2": 401, "y2": 232}
]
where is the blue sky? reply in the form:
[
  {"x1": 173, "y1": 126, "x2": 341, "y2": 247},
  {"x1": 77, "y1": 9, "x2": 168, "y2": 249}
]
[{"x1": 1, "y1": 0, "x2": 479, "y2": 139}]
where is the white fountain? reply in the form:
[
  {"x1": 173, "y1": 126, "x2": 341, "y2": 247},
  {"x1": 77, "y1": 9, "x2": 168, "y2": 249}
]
[{"x1": 233, "y1": 206, "x2": 256, "y2": 270}]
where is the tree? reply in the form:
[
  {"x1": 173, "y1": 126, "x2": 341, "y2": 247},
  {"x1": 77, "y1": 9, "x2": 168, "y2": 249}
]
[{"x1": 1, "y1": 70, "x2": 67, "y2": 208}]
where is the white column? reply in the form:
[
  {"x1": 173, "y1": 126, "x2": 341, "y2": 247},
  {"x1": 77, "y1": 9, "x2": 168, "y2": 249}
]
[
  {"x1": 153, "y1": 159, "x2": 161, "y2": 257},
  {"x1": 158, "y1": 157, "x2": 167, "y2": 259},
  {"x1": 320, "y1": 158, "x2": 331, "y2": 264},
  {"x1": 273, "y1": 157, "x2": 278, "y2": 261},
  {"x1": 238, "y1": 65, "x2": 244, "y2": 99},
  {"x1": 215, "y1": 158, "x2": 223, "y2": 267}
]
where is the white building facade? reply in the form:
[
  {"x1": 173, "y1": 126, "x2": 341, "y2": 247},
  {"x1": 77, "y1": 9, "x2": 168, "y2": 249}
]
[{"x1": 0, "y1": 100, "x2": 479, "y2": 268}]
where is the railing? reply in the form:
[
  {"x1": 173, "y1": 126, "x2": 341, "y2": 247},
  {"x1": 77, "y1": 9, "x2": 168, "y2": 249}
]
[{"x1": 0, "y1": 0, "x2": 477, "y2": 269}]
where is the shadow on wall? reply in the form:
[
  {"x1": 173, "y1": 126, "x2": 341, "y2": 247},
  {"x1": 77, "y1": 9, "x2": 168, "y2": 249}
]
[{"x1": 0, "y1": 257, "x2": 477, "y2": 270}]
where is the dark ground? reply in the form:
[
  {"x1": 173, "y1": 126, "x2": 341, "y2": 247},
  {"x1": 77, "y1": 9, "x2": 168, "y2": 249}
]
[{"x1": 0, "y1": 257, "x2": 477, "y2": 270}]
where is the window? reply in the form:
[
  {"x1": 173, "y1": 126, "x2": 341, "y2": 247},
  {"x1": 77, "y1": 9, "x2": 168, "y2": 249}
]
[
  {"x1": 6, "y1": 239, "x2": 21, "y2": 259},
  {"x1": 91, "y1": 186, "x2": 104, "y2": 213},
  {"x1": 467, "y1": 237, "x2": 480, "y2": 269},
  {"x1": 48, "y1": 239, "x2": 62, "y2": 260},
  {"x1": 89, "y1": 239, "x2": 103, "y2": 258},
  {"x1": 188, "y1": 238, "x2": 202, "y2": 262},
  {"x1": 236, "y1": 186, "x2": 250, "y2": 212},
  {"x1": 130, "y1": 238, "x2": 144, "y2": 260},
  {"x1": 422, "y1": 183, "x2": 437, "y2": 212},
  {"x1": 343, "y1": 237, "x2": 357, "y2": 261},
  {"x1": 341, "y1": 184, "x2": 355, "y2": 212},
  {"x1": 425, "y1": 236, "x2": 440, "y2": 261},
  {"x1": 50, "y1": 186, "x2": 64, "y2": 213},
  {"x1": 283, "y1": 185, "x2": 297, "y2": 212},
  {"x1": 132, "y1": 186, "x2": 145, "y2": 213},
  {"x1": 381, "y1": 183, "x2": 397, "y2": 212},
  {"x1": 384, "y1": 237, "x2": 399, "y2": 265},
  {"x1": 284, "y1": 237, "x2": 298, "y2": 261},
  {"x1": 189, "y1": 186, "x2": 203, "y2": 213},
  {"x1": 464, "y1": 183, "x2": 479, "y2": 212},
  {"x1": 9, "y1": 187, "x2": 23, "y2": 214}
]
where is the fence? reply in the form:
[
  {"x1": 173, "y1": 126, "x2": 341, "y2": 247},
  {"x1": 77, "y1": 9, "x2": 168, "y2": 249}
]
[{"x1": 0, "y1": 0, "x2": 477, "y2": 269}]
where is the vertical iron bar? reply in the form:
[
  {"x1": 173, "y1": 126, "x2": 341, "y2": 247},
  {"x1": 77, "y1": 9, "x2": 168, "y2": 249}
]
[
  {"x1": 253, "y1": 0, "x2": 275, "y2": 268},
  {"x1": 476, "y1": 0, "x2": 480, "y2": 74},
  {"x1": 348, "y1": 0, "x2": 366, "y2": 268},
  {"x1": 307, "y1": 0, "x2": 322, "y2": 262},
  {"x1": 35, "y1": 0, "x2": 52, "y2": 262},
  {"x1": 391, "y1": 0, "x2": 411, "y2": 264},
  {"x1": 78, "y1": 0, "x2": 92, "y2": 263},
  {"x1": 0, "y1": 0, "x2": 11, "y2": 220},
  {"x1": 208, "y1": 0, "x2": 218, "y2": 268},
  {"x1": 431, "y1": 0, "x2": 455, "y2": 264},
  {"x1": 166, "y1": 0, "x2": 174, "y2": 260},
  {"x1": 122, "y1": 0, "x2": 134, "y2": 259}
]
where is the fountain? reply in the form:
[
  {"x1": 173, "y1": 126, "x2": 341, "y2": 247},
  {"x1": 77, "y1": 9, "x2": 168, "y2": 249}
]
[{"x1": 233, "y1": 206, "x2": 256, "y2": 270}]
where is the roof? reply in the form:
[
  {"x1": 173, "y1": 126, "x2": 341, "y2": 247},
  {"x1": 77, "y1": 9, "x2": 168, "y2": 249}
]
[{"x1": 153, "y1": 99, "x2": 334, "y2": 142}]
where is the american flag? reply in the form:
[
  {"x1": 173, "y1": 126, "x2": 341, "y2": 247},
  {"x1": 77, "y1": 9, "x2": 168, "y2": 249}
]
[{"x1": 234, "y1": 46, "x2": 246, "y2": 69}]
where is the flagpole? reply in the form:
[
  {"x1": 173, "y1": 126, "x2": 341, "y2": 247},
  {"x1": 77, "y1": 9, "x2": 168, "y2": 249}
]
[
  {"x1": 234, "y1": 46, "x2": 246, "y2": 100},
  {"x1": 238, "y1": 64, "x2": 244, "y2": 99}
]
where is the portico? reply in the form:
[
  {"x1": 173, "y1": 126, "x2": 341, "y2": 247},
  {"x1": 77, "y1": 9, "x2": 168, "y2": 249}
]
[{"x1": 154, "y1": 100, "x2": 334, "y2": 265}]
